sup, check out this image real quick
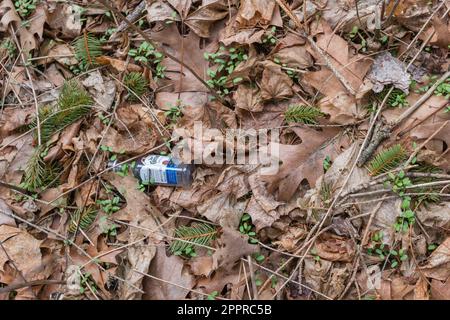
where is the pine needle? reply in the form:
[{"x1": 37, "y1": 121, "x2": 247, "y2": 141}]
[
  {"x1": 285, "y1": 105, "x2": 324, "y2": 124},
  {"x1": 170, "y1": 223, "x2": 218, "y2": 254},
  {"x1": 73, "y1": 33, "x2": 103, "y2": 68},
  {"x1": 20, "y1": 146, "x2": 45, "y2": 192},
  {"x1": 123, "y1": 72, "x2": 148, "y2": 100},
  {"x1": 367, "y1": 144, "x2": 407, "y2": 176},
  {"x1": 29, "y1": 80, "x2": 93, "y2": 144},
  {"x1": 68, "y1": 207, "x2": 98, "y2": 234}
]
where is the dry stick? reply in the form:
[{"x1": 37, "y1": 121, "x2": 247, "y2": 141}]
[
  {"x1": 95, "y1": 0, "x2": 225, "y2": 104},
  {"x1": 0, "y1": 280, "x2": 65, "y2": 294},
  {"x1": 9, "y1": 26, "x2": 41, "y2": 146},
  {"x1": 247, "y1": 255, "x2": 259, "y2": 300},
  {"x1": 357, "y1": 87, "x2": 394, "y2": 167},
  {"x1": 111, "y1": 0, "x2": 146, "y2": 37},
  {"x1": 274, "y1": 0, "x2": 355, "y2": 95},
  {"x1": 241, "y1": 261, "x2": 252, "y2": 300}
]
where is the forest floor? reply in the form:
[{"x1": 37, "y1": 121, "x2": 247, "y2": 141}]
[{"x1": 0, "y1": 0, "x2": 449, "y2": 300}]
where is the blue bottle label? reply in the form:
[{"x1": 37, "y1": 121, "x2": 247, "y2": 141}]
[{"x1": 140, "y1": 155, "x2": 178, "y2": 185}]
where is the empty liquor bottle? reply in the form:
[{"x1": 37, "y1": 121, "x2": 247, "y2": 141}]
[{"x1": 107, "y1": 154, "x2": 194, "y2": 187}]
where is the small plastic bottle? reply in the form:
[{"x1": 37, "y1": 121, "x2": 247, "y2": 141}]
[{"x1": 108, "y1": 154, "x2": 194, "y2": 188}]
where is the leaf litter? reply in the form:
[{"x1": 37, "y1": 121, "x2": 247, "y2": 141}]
[{"x1": 0, "y1": 0, "x2": 449, "y2": 300}]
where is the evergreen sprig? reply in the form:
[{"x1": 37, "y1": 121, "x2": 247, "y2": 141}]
[
  {"x1": 285, "y1": 105, "x2": 324, "y2": 124},
  {"x1": 68, "y1": 207, "x2": 98, "y2": 234},
  {"x1": 73, "y1": 33, "x2": 103, "y2": 68},
  {"x1": 367, "y1": 144, "x2": 407, "y2": 176},
  {"x1": 123, "y1": 72, "x2": 148, "y2": 100},
  {"x1": 30, "y1": 80, "x2": 93, "y2": 144},
  {"x1": 170, "y1": 223, "x2": 218, "y2": 255},
  {"x1": 20, "y1": 146, "x2": 45, "y2": 192}
]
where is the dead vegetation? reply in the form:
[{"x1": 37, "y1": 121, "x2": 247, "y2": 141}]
[{"x1": 0, "y1": 0, "x2": 449, "y2": 300}]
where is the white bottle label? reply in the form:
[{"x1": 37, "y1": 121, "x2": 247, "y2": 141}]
[{"x1": 139, "y1": 155, "x2": 171, "y2": 184}]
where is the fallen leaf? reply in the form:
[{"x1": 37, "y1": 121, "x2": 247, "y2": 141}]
[
  {"x1": 431, "y1": 278, "x2": 450, "y2": 300},
  {"x1": 0, "y1": 225, "x2": 42, "y2": 281},
  {"x1": 143, "y1": 246, "x2": 194, "y2": 300},
  {"x1": 420, "y1": 237, "x2": 450, "y2": 281},
  {"x1": 367, "y1": 52, "x2": 411, "y2": 94},
  {"x1": 236, "y1": 0, "x2": 276, "y2": 28},
  {"x1": 46, "y1": 2, "x2": 82, "y2": 37},
  {"x1": 185, "y1": 0, "x2": 228, "y2": 38},
  {"x1": 315, "y1": 233, "x2": 355, "y2": 262},
  {"x1": 260, "y1": 61, "x2": 293, "y2": 101},
  {"x1": 96, "y1": 56, "x2": 142, "y2": 72},
  {"x1": 261, "y1": 126, "x2": 341, "y2": 201}
]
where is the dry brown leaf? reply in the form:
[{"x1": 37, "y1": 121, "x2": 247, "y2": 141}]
[
  {"x1": 0, "y1": 199, "x2": 16, "y2": 227},
  {"x1": 103, "y1": 124, "x2": 158, "y2": 155},
  {"x1": 185, "y1": 0, "x2": 228, "y2": 38},
  {"x1": 261, "y1": 126, "x2": 341, "y2": 201},
  {"x1": 410, "y1": 120, "x2": 450, "y2": 170},
  {"x1": 188, "y1": 256, "x2": 215, "y2": 277},
  {"x1": 272, "y1": 44, "x2": 314, "y2": 70},
  {"x1": 378, "y1": 274, "x2": 415, "y2": 300},
  {"x1": 0, "y1": 107, "x2": 34, "y2": 140},
  {"x1": 315, "y1": 233, "x2": 355, "y2": 262},
  {"x1": 367, "y1": 52, "x2": 411, "y2": 94},
  {"x1": 212, "y1": 227, "x2": 259, "y2": 271},
  {"x1": 96, "y1": 56, "x2": 142, "y2": 72},
  {"x1": 420, "y1": 237, "x2": 450, "y2": 281},
  {"x1": 155, "y1": 92, "x2": 208, "y2": 111},
  {"x1": 43, "y1": 119, "x2": 82, "y2": 162},
  {"x1": 151, "y1": 24, "x2": 208, "y2": 92},
  {"x1": 430, "y1": 17, "x2": 450, "y2": 49},
  {"x1": 416, "y1": 203, "x2": 450, "y2": 231},
  {"x1": 197, "y1": 192, "x2": 248, "y2": 229},
  {"x1": 414, "y1": 276, "x2": 430, "y2": 300},
  {"x1": 431, "y1": 278, "x2": 450, "y2": 300},
  {"x1": 0, "y1": 225, "x2": 42, "y2": 281},
  {"x1": 143, "y1": 246, "x2": 194, "y2": 300},
  {"x1": 260, "y1": 60, "x2": 293, "y2": 101},
  {"x1": 303, "y1": 21, "x2": 372, "y2": 97},
  {"x1": 318, "y1": 91, "x2": 364, "y2": 125},
  {"x1": 46, "y1": 2, "x2": 82, "y2": 37},
  {"x1": 196, "y1": 266, "x2": 242, "y2": 295},
  {"x1": 167, "y1": 0, "x2": 192, "y2": 18},
  {"x1": 233, "y1": 84, "x2": 263, "y2": 112},
  {"x1": 236, "y1": 0, "x2": 276, "y2": 28},
  {"x1": 147, "y1": 1, "x2": 181, "y2": 23},
  {"x1": 273, "y1": 225, "x2": 307, "y2": 252},
  {"x1": 81, "y1": 70, "x2": 116, "y2": 110}
]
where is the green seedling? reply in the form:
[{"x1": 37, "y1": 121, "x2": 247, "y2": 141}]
[
  {"x1": 204, "y1": 46, "x2": 248, "y2": 96},
  {"x1": 263, "y1": 26, "x2": 278, "y2": 45},
  {"x1": 323, "y1": 156, "x2": 332, "y2": 172},
  {"x1": 97, "y1": 196, "x2": 121, "y2": 215},
  {"x1": 128, "y1": 41, "x2": 165, "y2": 78},
  {"x1": 239, "y1": 213, "x2": 258, "y2": 244},
  {"x1": 15, "y1": 0, "x2": 37, "y2": 18}
]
